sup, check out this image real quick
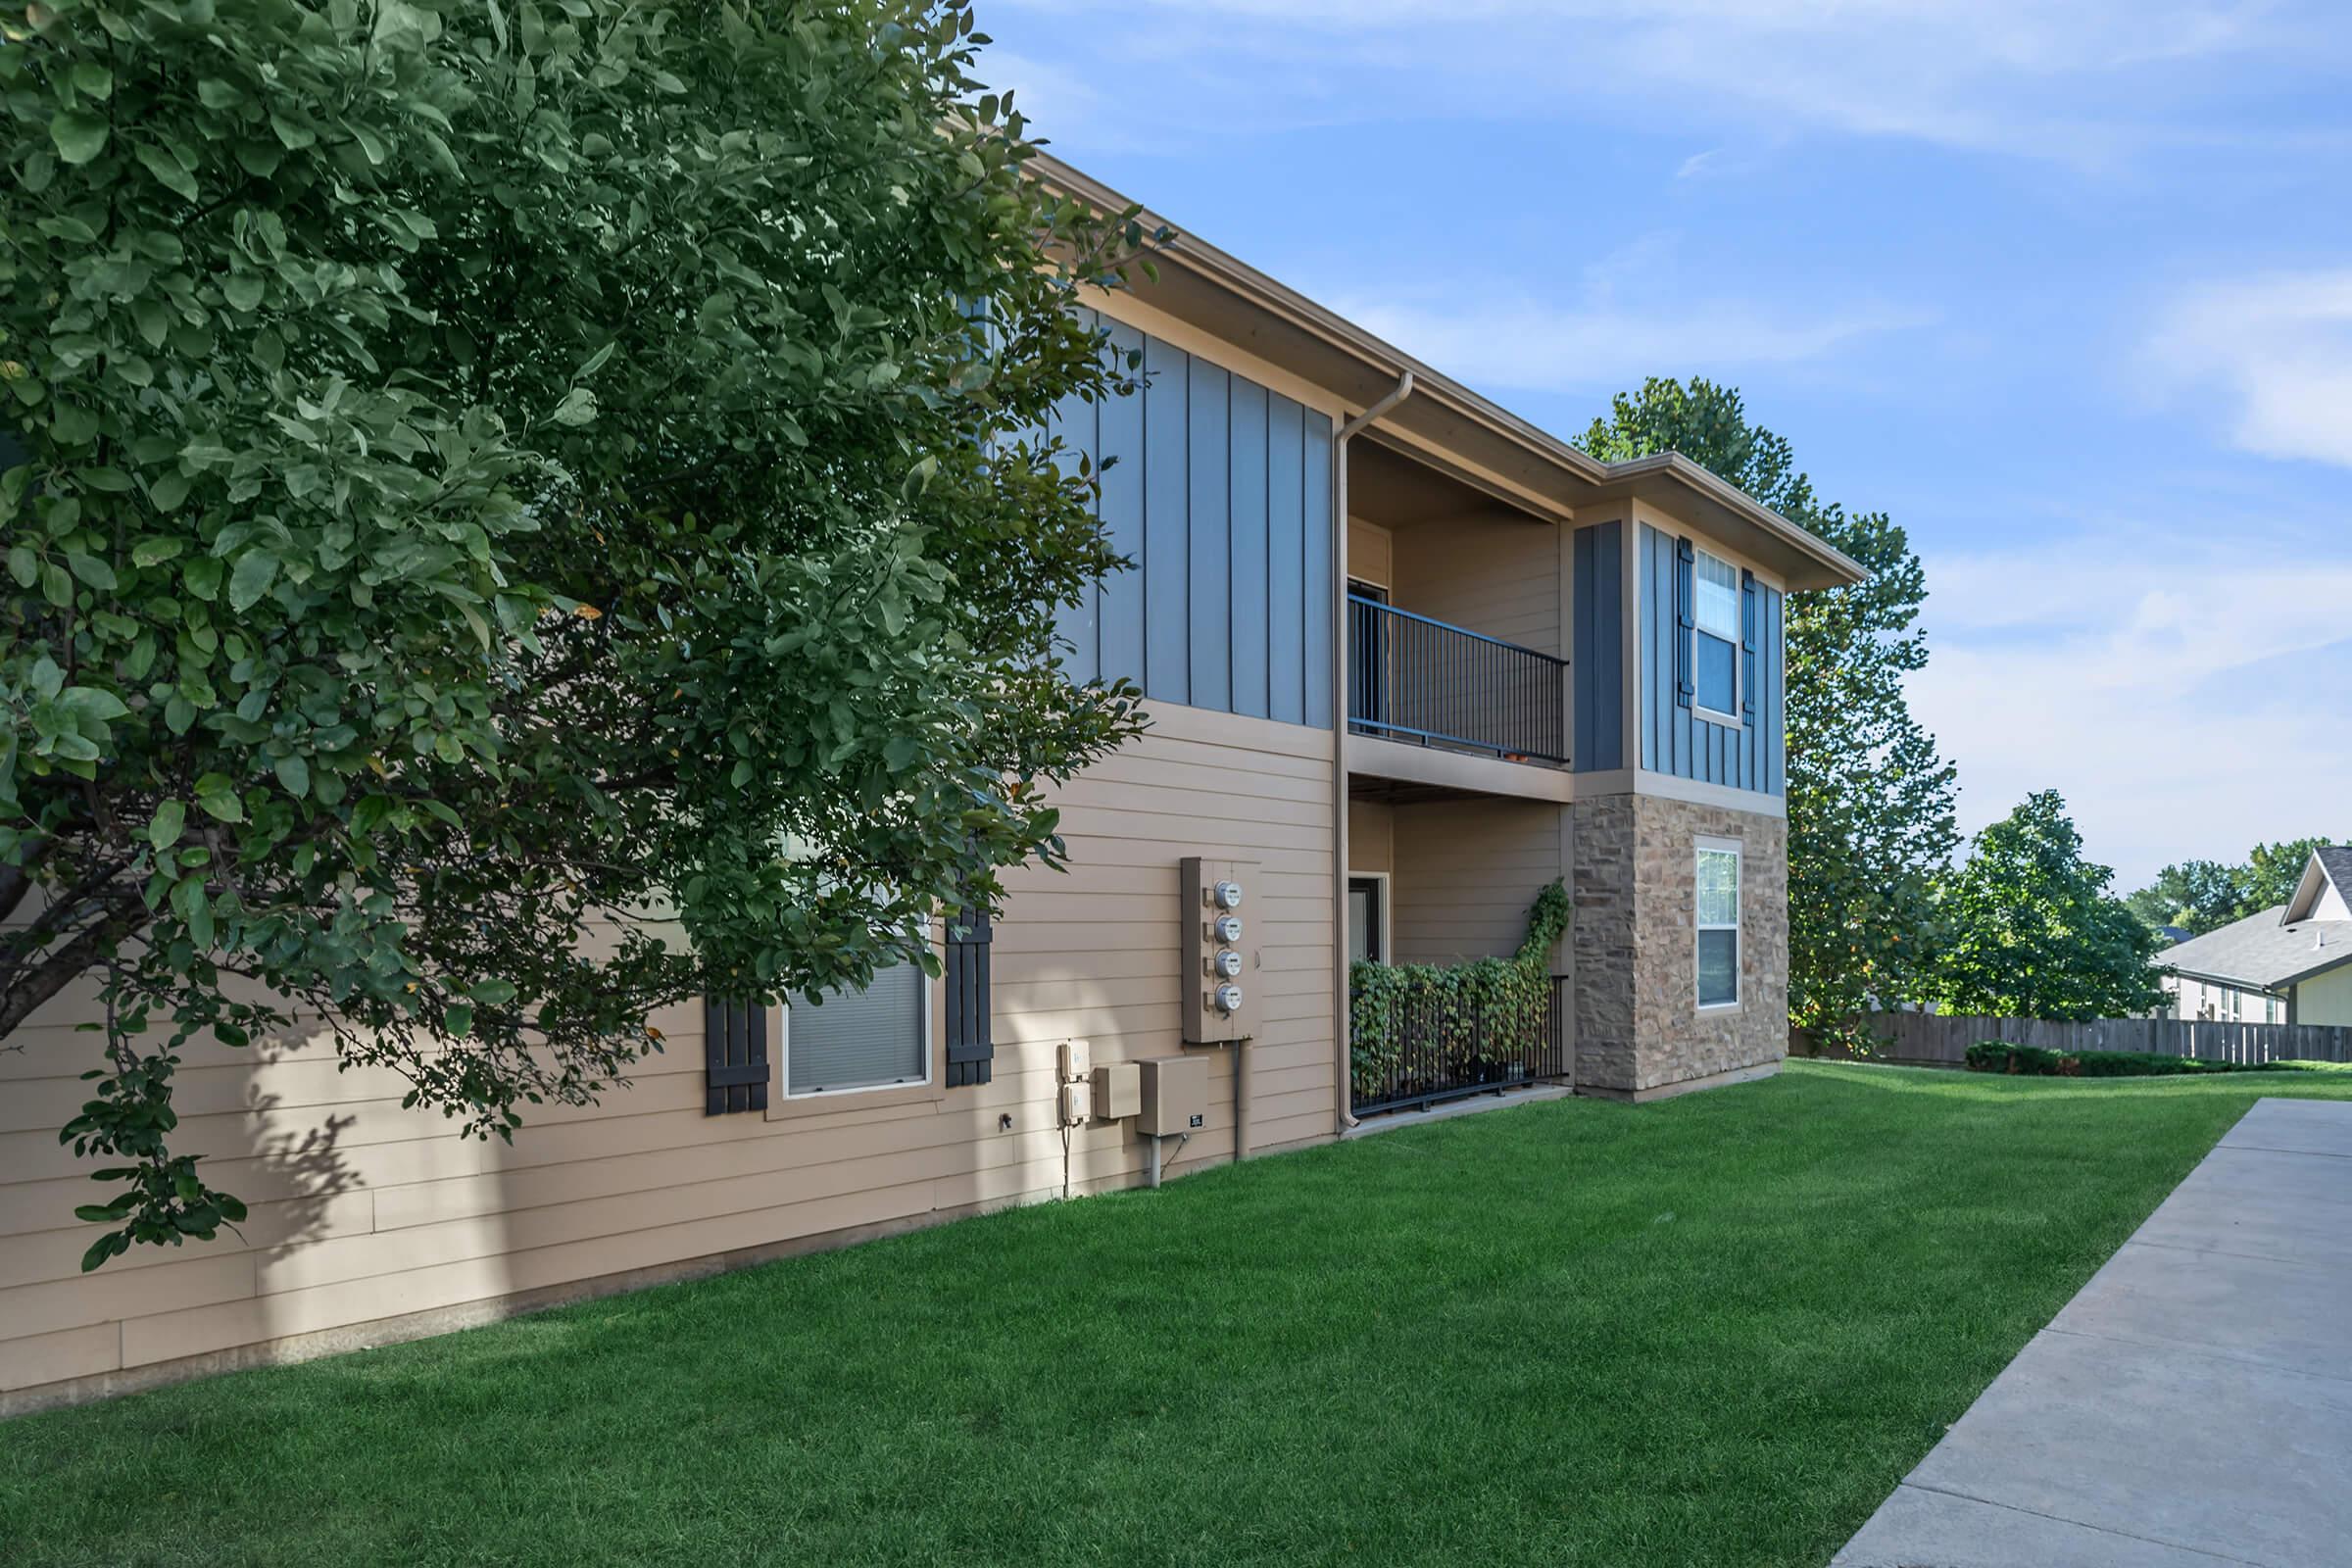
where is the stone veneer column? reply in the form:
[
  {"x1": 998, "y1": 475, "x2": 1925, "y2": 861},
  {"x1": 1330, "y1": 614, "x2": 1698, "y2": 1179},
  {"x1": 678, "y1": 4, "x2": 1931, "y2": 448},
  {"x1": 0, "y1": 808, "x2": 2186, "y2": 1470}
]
[
  {"x1": 1569, "y1": 794, "x2": 1639, "y2": 1094},
  {"x1": 1570, "y1": 791, "x2": 1789, "y2": 1101}
]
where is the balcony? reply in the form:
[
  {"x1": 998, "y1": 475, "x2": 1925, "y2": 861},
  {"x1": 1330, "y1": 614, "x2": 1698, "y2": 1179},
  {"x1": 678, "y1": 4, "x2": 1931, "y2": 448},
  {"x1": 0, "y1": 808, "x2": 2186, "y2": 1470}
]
[{"x1": 1347, "y1": 594, "x2": 1569, "y2": 768}]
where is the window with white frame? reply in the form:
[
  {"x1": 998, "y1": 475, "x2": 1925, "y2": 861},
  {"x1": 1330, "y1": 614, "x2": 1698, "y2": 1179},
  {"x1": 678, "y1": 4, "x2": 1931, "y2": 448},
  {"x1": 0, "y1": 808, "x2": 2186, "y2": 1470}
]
[
  {"x1": 1696, "y1": 839, "x2": 1740, "y2": 1008},
  {"x1": 1692, "y1": 547, "x2": 1741, "y2": 719},
  {"x1": 782, "y1": 961, "x2": 929, "y2": 1098}
]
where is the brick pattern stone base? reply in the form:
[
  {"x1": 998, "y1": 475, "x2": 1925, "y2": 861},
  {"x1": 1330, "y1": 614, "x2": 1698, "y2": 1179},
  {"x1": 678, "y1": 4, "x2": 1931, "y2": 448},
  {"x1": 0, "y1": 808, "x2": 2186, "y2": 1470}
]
[{"x1": 1572, "y1": 793, "x2": 1788, "y2": 1097}]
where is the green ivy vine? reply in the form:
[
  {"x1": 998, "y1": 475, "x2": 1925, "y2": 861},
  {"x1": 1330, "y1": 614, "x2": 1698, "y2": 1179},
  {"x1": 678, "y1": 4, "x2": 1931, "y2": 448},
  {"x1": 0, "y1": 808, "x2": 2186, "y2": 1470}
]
[{"x1": 1349, "y1": 880, "x2": 1570, "y2": 1099}]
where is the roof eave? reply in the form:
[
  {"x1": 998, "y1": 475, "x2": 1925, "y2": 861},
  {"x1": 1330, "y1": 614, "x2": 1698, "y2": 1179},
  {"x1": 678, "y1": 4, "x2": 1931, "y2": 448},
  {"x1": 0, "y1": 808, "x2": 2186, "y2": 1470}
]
[{"x1": 1026, "y1": 151, "x2": 1870, "y2": 594}]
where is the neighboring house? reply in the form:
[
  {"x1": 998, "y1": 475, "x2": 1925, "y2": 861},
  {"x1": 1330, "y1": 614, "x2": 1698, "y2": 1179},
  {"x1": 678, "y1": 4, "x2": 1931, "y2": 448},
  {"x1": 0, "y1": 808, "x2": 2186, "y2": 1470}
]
[
  {"x1": 2158, "y1": 847, "x2": 2352, "y2": 1025},
  {"x1": 0, "y1": 154, "x2": 1864, "y2": 1413}
]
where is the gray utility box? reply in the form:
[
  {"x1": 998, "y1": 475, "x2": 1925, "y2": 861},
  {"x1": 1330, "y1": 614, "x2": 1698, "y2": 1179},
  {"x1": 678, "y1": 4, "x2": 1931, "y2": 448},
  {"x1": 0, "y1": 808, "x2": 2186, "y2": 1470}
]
[
  {"x1": 1180, "y1": 855, "x2": 1260, "y2": 1045},
  {"x1": 1136, "y1": 1054, "x2": 1208, "y2": 1138}
]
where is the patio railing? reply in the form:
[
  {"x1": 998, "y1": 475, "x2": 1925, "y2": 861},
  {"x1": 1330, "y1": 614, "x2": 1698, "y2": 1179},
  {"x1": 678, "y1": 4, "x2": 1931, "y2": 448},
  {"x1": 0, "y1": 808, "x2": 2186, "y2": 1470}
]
[
  {"x1": 1350, "y1": 974, "x2": 1572, "y2": 1115},
  {"x1": 1347, "y1": 595, "x2": 1569, "y2": 766}
]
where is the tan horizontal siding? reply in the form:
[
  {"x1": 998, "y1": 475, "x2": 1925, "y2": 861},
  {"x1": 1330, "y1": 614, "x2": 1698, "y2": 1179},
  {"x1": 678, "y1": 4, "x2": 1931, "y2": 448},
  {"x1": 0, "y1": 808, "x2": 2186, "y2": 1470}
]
[
  {"x1": 1348, "y1": 517, "x2": 1393, "y2": 588},
  {"x1": 0, "y1": 701, "x2": 1339, "y2": 1399},
  {"x1": 1390, "y1": 797, "x2": 1566, "y2": 965},
  {"x1": 1392, "y1": 512, "x2": 1561, "y2": 656}
]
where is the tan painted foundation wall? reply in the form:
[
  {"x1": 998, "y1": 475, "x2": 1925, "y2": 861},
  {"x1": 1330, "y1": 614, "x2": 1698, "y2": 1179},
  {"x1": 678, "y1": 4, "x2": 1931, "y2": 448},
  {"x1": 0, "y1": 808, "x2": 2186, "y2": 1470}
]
[{"x1": 0, "y1": 703, "x2": 1337, "y2": 1414}]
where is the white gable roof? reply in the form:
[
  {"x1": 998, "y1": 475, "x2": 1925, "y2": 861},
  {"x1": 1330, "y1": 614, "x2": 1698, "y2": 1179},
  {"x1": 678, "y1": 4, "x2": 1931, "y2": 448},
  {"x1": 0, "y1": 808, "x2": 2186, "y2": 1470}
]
[{"x1": 2283, "y1": 847, "x2": 2352, "y2": 924}]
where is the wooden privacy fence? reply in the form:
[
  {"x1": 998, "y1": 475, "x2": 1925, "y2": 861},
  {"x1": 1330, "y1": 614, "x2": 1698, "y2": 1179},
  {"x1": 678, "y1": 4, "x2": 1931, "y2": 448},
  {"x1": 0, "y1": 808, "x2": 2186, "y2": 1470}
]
[{"x1": 1798, "y1": 1012, "x2": 2352, "y2": 1067}]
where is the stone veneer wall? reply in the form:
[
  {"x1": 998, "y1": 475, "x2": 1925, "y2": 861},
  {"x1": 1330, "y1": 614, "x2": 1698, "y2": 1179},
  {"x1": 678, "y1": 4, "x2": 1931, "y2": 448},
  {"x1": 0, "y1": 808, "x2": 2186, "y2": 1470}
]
[
  {"x1": 1572, "y1": 793, "x2": 1788, "y2": 1098},
  {"x1": 1569, "y1": 794, "x2": 1638, "y2": 1092}
]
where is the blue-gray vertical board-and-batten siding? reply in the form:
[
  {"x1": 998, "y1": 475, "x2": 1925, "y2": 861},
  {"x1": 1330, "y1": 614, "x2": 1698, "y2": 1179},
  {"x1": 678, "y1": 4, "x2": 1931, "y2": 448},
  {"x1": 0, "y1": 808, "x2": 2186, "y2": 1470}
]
[
  {"x1": 1571, "y1": 520, "x2": 1624, "y2": 772},
  {"x1": 1049, "y1": 313, "x2": 1335, "y2": 727},
  {"x1": 1637, "y1": 522, "x2": 1784, "y2": 793}
]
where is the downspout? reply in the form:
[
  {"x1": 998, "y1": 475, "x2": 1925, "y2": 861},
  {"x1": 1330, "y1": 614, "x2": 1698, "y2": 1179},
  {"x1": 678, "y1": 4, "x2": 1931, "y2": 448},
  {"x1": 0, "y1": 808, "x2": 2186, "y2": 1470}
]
[{"x1": 1330, "y1": 371, "x2": 1415, "y2": 1136}]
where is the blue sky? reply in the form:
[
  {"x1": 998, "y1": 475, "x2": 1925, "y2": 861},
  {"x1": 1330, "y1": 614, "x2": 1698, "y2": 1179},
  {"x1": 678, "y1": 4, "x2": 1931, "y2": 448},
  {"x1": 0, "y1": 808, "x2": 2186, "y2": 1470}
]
[{"x1": 980, "y1": 0, "x2": 2352, "y2": 890}]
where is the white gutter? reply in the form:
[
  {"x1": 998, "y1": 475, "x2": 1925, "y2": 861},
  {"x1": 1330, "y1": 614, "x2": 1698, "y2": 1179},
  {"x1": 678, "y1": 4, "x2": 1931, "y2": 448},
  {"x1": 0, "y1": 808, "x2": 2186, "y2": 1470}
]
[{"x1": 1330, "y1": 371, "x2": 1415, "y2": 1135}]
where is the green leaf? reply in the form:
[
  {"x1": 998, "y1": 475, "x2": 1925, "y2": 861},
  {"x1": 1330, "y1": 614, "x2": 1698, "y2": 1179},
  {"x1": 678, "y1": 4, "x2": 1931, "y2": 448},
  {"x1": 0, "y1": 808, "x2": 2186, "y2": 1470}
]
[
  {"x1": 227, "y1": 551, "x2": 279, "y2": 611},
  {"x1": 67, "y1": 553, "x2": 116, "y2": 591},
  {"x1": 550, "y1": 386, "x2": 597, "y2": 426},
  {"x1": 50, "y1": 111, "x2": 109, "y2": 166},
  {"x1": 273, "y1": 755, "x2": 310, "y2": 799},
  {"x1": 172, "y1": 874, "x2": 215, "y2": 948},
  {"x1": 5, "y1": 547, "x2": 35, "y2": 589},
  {"x1": 149, "y1": 799, "x2": 187, "y2": 852},
  {"x1": 444, "y1": 1003, "x2": 474, "y2": 1037},
  {"x1": 71, "y1": 63, "x2": 115, "y2": 100},
  {"x1": 470, "y1": 978, "x2": 518, "y2": 1006},
  {"x1": 183, "y1": 557, "x2": 222, "y2": 602},
  {"x1": 196, "y1": 785, "x2": 244, "y2": 824},
  {"x1": 134, "y1": 141, "x2": 198, "y2": 203},
  {"x1": 222, "y1": 273, "x2": 266, "y2": 314}
]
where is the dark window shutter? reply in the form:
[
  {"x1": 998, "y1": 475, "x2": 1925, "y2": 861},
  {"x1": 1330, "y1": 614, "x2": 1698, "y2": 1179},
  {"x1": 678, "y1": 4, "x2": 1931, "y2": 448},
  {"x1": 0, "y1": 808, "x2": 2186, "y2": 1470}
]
[
  {"x1": 945, "y1": 907, "x2": 994, "y2": 1088},
  {"x1": 703, "y1": 997, "x2": 769, "y2": 1115},
  {"x1": 1674, "y1": 536, "x2": 1695, "y2": 709},
  {"x1": 1740, "y1": 568, "x2": 1758, "y2": 722}
]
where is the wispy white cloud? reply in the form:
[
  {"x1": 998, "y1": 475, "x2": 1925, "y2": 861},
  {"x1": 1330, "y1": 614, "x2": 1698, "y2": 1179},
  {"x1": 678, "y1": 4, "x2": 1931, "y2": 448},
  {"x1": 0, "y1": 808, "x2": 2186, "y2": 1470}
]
[
  {"x1": 2147, "y1": 270, "x2": 2352, "y2": 467},
  {"x1": 1329, "y1": 290, "x2": 1929, "y2": 395},
  {"x1": 1310, "y1": 231, "x2": 1932, "y2": 394},
  {"x1": 994, "y1": 0, "x2": 2319, "y2": 165},
  {"x1": 1910, "y1": 527, "x2": 2352, "y2": 886}
]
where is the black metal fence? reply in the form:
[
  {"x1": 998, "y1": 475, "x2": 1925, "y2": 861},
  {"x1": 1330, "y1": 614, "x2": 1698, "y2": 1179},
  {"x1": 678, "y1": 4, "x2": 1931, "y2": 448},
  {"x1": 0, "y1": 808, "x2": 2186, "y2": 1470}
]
[
  {"x1": 1348, "y1": 595, "x2": 1569, "y2": 765},
  {"x1": 1351, "y1": 974, "x2": 1572, "y2": 1115}
]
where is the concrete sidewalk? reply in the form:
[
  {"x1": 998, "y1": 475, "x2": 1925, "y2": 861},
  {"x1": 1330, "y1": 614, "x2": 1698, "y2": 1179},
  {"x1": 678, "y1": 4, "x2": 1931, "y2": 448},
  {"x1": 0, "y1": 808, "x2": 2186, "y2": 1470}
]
[{"x1": 1834, "y1": 1097, "x2": 2352, "y2": 1568}]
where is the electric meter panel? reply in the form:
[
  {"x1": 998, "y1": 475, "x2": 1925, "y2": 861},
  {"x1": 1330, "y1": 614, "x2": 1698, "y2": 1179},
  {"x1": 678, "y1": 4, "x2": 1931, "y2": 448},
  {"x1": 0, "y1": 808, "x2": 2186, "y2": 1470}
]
[{"x1": 1180, "y1": 855, "x2": 1261, "y2": 1045}]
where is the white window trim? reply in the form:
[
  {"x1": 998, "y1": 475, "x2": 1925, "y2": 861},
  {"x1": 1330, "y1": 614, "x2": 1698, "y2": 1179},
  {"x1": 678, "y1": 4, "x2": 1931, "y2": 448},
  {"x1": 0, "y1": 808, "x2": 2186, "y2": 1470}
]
[
  {"x1": 1690, "y1": 545, "x2": 1744, "y2": 730},
  {"x1": 1348, "y1": 869, "x2": 1393, "y2": 966},
  {"x1": 1695, "y1": 835, "x2": 1742, "y2": 1012},
  {"x1": 777, "y1": 956, "x2": 935, "y2": 1102}
]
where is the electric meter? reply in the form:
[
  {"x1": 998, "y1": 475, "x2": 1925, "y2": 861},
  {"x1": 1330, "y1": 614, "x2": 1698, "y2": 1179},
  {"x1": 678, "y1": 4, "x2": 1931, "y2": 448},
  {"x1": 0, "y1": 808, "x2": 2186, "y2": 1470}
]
[{"x1": 1181, "y1": 857, "x2": 1259, "y2": 1044}]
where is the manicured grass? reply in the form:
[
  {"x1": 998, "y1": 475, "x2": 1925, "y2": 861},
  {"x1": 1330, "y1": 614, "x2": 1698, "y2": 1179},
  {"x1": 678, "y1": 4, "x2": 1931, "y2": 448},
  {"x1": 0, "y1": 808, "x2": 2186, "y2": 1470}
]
[{"x1": 8, "y1": 1062, "x2": 2352, "y2": 1567}]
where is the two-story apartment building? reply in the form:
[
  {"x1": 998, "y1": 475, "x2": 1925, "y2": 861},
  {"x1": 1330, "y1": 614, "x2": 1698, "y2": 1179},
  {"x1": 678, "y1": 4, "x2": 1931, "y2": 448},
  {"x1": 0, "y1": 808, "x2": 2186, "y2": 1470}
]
[{"x1": 0, "y1": 156, "x2": 1863, "y2": 1413}]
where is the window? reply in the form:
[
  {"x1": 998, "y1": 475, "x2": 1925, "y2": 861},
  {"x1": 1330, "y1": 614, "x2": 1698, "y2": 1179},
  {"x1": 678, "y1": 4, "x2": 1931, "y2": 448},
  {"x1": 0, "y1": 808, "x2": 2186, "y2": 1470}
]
[
  {"x1": 1692, "y1": 547, "x2": 1740, "y2": 720},
  {"x1": 1696, "y1": 839, "x2": 1740, "y2": 1008},
  {"x1": 783, "y1": 961, "x2": 929, "y2": 1098},
  {"x1": 1348, "y1": 875, "x2": 1385, "y2": 964}
]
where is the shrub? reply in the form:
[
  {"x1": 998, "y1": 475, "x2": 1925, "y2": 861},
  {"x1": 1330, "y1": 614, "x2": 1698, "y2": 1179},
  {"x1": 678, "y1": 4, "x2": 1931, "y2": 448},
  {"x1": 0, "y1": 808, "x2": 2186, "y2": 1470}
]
[
  {"x1": 1963, "y1": 1042, "x2": 2294, "y2": 1078},
  {"x1": 1349, "y1": 882, "x2": 1569, "y2": 1100}
]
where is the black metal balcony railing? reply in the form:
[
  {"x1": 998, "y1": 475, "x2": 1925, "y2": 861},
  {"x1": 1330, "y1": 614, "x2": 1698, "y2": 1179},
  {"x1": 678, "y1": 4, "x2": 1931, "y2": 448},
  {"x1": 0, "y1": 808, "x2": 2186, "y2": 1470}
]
[
  {"x1": 1347, "y1": 595, "x2": 1569, "y2": 766},
  {"x1": 1350, "y1": 974, "x2": 1572, "y2": 1115}
]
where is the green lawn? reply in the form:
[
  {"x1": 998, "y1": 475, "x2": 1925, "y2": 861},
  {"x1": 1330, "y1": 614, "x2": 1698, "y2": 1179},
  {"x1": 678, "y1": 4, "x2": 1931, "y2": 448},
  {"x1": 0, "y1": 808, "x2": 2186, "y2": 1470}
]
[{"x1": 8, "y1": 1060, "x2": 2350, "y2": 1567}]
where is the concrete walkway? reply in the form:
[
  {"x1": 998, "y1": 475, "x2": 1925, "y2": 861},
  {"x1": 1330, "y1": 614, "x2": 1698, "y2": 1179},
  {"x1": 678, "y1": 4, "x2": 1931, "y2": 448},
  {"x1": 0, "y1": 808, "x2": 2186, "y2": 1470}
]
[{"x1": 1835, "y1": 1098, "x2": 2352, "y2": 1568}]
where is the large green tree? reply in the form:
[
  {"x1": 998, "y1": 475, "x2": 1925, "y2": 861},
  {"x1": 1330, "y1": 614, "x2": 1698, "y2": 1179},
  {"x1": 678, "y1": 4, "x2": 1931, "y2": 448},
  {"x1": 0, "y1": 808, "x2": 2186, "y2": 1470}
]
[
  {"x1": 2127, "y1": 835, "x2": 2344, "y2": 936},
  {"x1": 1930, "y1": 790, "x2": 2167, "y2": 1020},
  {"x1": 2125, "y1": 858, "x2": 2244, "y2": 936},
  {"x1": 1583, "y1": 377, "x2": 1958, "y2": 1041},
  {"x1": 0, "y1": 0, "x2": 1148, "y2": 1265}
]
